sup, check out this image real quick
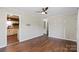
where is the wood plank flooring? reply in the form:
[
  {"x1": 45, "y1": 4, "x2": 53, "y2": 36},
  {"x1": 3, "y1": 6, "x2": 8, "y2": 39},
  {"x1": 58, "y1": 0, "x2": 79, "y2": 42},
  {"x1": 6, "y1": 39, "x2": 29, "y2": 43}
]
[
  {"x1": 0, "y1": 35, "x2": 77, "y2": 52},
  {"x1": 7, "y1": 34, "x2": 19, "y2": 45}
]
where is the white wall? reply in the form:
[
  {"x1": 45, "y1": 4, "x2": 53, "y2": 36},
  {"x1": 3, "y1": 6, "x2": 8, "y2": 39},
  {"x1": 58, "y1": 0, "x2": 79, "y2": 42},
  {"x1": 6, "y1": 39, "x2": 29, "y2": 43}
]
[
  {"x1": 0, "y1": 8, "x2": 44, "y2": 48},
  {"x1": 0, "y1": 8, "x2": 7, "y2": 48},
  {"x1": 19, "y1": 14, "x2": 44, "y2": 42},
  {"x1": 48, "y1": 14, "x2": 77, "y2": 41},
  {"x1": 48, "y1": 15, "x2": 65, "y2": 39},
  {"x1": 65, "y1": 15, "x2": 77, "y2": 41},
  {"x1": 77, "y1": 9, "x2": 79, "y2": 52}
]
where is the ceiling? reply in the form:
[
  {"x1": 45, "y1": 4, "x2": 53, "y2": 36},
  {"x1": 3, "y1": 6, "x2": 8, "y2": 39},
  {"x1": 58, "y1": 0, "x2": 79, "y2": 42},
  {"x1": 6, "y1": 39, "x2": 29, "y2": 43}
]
[{"x1": 7, "y1": 7, "x2": 78, "y2": 17}]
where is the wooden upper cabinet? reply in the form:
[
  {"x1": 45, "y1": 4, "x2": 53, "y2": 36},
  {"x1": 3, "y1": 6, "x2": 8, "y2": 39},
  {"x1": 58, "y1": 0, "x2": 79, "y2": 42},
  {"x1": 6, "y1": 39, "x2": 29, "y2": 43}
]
[
  {"x1": 7, "y1": 15, "x2": 19, "y2": 21},
  {"x1": 7, "y1": 15, "x2": 19, "y2": 29}
]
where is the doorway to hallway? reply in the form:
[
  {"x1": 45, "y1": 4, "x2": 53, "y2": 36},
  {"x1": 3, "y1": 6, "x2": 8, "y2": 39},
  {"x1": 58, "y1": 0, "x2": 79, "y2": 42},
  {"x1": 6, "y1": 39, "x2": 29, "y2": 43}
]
[{"x1": 43, "y1": 19, "x2": 49, "y2": 36}]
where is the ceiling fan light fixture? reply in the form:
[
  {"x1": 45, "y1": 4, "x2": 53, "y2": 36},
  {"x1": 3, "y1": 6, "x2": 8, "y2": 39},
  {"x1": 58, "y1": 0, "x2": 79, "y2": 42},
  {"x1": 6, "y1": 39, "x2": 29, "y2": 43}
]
[{"x1": 41, "y1": 11, "x2": 45, "y2": 14}]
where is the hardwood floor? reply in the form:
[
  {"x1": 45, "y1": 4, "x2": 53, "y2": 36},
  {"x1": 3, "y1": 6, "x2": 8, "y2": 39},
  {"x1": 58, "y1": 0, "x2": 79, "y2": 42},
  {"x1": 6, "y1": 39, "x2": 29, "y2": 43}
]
[
  {"x1": 0, "y1": 35, "x2": 77, "y2": 52},
  {"x1": 7, "y1": 34, "x2": 19, "y2": 45}
]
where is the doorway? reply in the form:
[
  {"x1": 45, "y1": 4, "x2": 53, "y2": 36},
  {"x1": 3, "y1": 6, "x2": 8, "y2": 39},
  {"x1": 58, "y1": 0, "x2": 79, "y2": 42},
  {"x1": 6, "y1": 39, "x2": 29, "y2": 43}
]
[
  {"x1": 7, "y1": 14, "x2": 19, "y2": 45},
  {"x1": 43, "y1": 19, "x2": 49, "y2": 36}
]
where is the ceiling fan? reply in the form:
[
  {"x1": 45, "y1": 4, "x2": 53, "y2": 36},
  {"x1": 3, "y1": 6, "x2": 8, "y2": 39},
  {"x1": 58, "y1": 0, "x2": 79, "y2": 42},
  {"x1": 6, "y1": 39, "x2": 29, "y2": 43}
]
[{"x1": 36, "y1": 7, "x2": 48, "y2": 15}]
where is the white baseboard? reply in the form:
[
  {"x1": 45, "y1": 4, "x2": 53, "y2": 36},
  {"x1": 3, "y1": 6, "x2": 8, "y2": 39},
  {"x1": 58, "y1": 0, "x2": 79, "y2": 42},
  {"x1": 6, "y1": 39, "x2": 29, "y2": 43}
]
[
  {"x1": 19, "y1": 34, "x2": 44, "y2": 42},
  {"x1": 49, "y1": 36, "x2": 77, "y2": 42},
  {"x1": 0, "y1": 45, "x2": 7, "y2": 48}
]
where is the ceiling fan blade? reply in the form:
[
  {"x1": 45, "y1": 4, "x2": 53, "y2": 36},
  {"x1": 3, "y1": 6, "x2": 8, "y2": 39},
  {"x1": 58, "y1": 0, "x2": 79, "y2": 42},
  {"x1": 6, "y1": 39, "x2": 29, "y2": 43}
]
[
  {"x1": 42, "y1": 8, "x2": 45, "y2": 12},
  {"x1": 45, "y1": 12, "x2": 47, "y2": 14},
  {"x1": 45, "y1": 7, "x2": 48, "y2": 11},
  {"x1": 36, "y1": 7, "x2": 48, "y2": 14},
  {"x1": 42, "y1": 7, "x2": 48, "y2": 12}
]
